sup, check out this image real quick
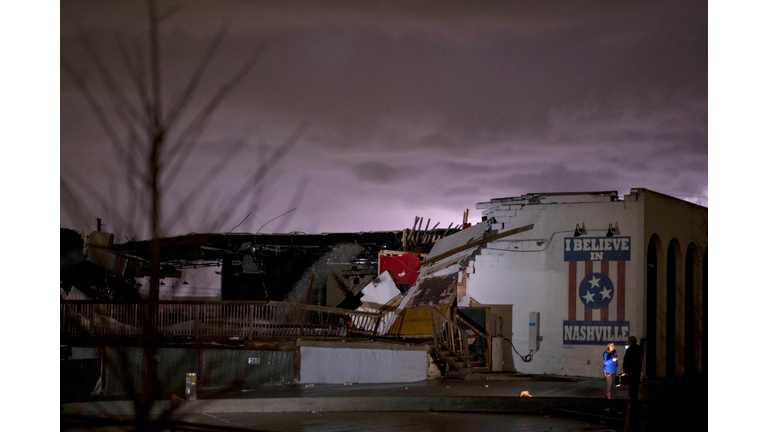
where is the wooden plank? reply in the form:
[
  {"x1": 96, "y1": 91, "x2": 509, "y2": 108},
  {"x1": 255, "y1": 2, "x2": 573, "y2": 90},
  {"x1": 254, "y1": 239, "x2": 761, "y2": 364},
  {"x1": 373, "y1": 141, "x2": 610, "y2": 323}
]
[
  {"x1": 421, "y1": 223, "x2": 535, "y2": 266},
  {"x1": 409, "y1": 217, "x2": 419, "y2": 242}
]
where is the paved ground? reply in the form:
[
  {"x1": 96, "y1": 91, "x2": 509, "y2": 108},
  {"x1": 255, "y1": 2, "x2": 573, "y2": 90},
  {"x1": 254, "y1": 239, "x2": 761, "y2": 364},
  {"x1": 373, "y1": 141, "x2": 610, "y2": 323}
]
[
  {"x1": 180, "y1": 411, "x2": 622, "y2": 432},
  {"x1": 62, "y1": 411, "x2": 624, "y2": 432},
  {"x1": 211, "y1": 375, "x2": 670, "y2": 400},
  {"x1": 61, "y1": 374, "x2": 707, "y2": 431}
]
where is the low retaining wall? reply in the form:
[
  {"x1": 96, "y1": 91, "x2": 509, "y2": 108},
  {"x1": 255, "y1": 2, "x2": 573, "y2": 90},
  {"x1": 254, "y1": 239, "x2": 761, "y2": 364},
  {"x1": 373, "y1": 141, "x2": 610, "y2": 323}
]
[
  {"x1": 63, "y1": 339, "x2": 432, "y2": 401},
  {"x1": 297, "y1": 340, "x2": 429, "y2": 384},
  {"x1": 98, "y1": 347, "x2": 294, "y2": 399}
]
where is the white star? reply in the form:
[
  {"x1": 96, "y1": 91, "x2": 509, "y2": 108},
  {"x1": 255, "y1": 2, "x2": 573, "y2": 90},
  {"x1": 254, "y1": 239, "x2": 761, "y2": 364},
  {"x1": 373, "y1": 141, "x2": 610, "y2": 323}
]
[
  {"x1": 582, "y1": 291, "x2": 595, "y2": 304},
  {"x1": 588, "y1": 275, "x2": 601, "y2": 289},
  {"x1": 600, "y1": 287, "x2": 613, "y2": 300}
]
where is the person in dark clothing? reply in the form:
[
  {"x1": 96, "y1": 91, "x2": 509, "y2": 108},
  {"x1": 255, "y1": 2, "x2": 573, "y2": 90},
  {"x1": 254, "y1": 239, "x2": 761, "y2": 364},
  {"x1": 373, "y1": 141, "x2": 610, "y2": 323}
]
[
  {"x1": 603, "y1": 343, "x2": 619, "y2": 399},
  {"x1": 623, "y1": 336, "x2": 644, "y2": 401}
]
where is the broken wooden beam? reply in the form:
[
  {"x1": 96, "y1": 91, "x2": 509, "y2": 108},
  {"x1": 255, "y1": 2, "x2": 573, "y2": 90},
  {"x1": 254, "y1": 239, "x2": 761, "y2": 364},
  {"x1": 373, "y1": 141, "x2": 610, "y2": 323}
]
[{"x1": 420, "y1": 223, "x2": 535, "y2": 266}]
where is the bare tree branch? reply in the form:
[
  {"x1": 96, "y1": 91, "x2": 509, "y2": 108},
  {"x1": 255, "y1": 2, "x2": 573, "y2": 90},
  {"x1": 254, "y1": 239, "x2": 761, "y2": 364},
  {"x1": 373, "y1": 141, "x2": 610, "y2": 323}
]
[
  {"x1": 63, "y1": 53, "x2": 149, "y2": 237},
  {"x1": 116, "y1": 34, "x2": 153, "y2": 135},
  {"x1": 163, "y1": 25, "x2": 229, "y2": 130},
  {"x1": 61, "y1": 170, "x2": 135, "y2": 235},
  {"x1": 123, "y1": 130, "x2": 151, "y2": 236},
  {"x1": 204, "y1": 120, "x2": 311, "y2": 231},
  {"x1": 77, "y1": 31, "x2": 146, "y2": 128},
  {"x1": 161, "y1": 138, "x2": 250, "y2": 228},
  {"x1": 62, "y1": 3, "x2": 311, "y2": 425},
  {"x1": 162, "y1": 44, "x2": 266, "y2": 177},
  {"x1": 156, "y1": 1, "x2": 184, "y2": 22},
  {"x1": 61, "y1": 58, "x2": 132, "y2": 163},
  {"x1": 61, "y1": 178, "x2": 98, "y2": 231}
]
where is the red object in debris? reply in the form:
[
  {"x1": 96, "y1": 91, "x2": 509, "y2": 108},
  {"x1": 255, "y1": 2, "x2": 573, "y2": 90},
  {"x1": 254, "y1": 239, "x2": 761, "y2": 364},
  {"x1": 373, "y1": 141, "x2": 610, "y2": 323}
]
[
  {"x1": 379, "y1": 253, "x2": 422, "y2": 289},
  {"x1": 461, "y1": 223, "x2": 471, "y2": 229}
]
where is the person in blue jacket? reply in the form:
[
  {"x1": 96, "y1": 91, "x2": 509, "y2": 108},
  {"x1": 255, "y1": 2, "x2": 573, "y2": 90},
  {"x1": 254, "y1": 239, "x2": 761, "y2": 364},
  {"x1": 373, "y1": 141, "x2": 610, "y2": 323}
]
[{"x1": 603, "y1": 343, "x2": 619, "y2": 399}]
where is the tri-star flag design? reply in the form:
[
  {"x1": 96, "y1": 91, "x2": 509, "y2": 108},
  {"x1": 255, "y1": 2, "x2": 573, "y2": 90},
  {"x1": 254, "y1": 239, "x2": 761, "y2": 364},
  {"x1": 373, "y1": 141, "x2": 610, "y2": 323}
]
[
  {"x1": 579, "y1": 273, "x2": 614, "y2": 310},
  {"x1": 568, "y1": 260, "x2": 626, "y2": 321}
]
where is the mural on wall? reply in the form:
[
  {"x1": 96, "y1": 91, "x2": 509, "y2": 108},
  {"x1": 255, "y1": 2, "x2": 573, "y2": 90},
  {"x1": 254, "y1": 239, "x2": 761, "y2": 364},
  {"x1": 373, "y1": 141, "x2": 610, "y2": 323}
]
[{"x1": 563, "y1": 237, "x2": 631, "y2": 345}]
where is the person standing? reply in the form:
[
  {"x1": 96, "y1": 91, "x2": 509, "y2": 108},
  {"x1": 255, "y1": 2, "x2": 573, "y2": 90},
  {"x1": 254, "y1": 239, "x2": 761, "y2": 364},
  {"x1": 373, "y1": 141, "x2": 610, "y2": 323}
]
[
  {"x1": 603, "y1": 342, "x2": 618, "y2": 399},
  {"x1": 623, "y1": 336, "x2": 644, "y2": 401}
]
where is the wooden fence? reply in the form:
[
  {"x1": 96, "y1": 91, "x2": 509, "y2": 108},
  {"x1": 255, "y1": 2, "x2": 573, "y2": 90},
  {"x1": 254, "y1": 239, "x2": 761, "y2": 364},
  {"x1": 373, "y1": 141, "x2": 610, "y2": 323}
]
[{"x1": 60, "y1": 301, "x2": 383, "y2": 340}]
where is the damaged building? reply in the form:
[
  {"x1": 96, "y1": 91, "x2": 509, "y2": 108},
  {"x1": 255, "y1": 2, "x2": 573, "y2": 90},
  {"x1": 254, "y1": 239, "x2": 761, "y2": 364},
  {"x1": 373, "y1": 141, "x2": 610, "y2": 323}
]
[
  {"x1": 394, "y1": 188, "x2": 707, "y2": 379},
  {"x1": 60, "y1": 221, "x2": 448, "y2": 399},
  {"x1": 61, "y1": 188, "x2": 706, "y2": 400},
  {"x1": 60, "y1": 225, "x2": 447, "y2": 307}
]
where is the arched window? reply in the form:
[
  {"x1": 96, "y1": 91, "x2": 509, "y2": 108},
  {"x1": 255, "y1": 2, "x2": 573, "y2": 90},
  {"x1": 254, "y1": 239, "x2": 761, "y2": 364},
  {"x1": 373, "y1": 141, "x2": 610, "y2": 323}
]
[
  {"x1": 667, "y1": 239, "x2": 682, "y2": 378},
  {"x1": 703, "y1": 248, "x2": 708, "y2": 375},
  {"x1": 646, "y1": 234, "x2": 662, "y2": 379},
  {"x1": 685, "y1": 243, "x2": 702, "y2": 376}
]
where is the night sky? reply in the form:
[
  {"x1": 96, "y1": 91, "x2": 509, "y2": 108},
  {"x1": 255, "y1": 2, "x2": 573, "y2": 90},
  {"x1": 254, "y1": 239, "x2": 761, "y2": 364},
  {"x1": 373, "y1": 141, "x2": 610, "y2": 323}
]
[
  {"x1": 60, "y1": 0, "x2": 708, "y2": 240},
  {"x1": 3, "y1": 1, "x2": 759, "y2": 425}
]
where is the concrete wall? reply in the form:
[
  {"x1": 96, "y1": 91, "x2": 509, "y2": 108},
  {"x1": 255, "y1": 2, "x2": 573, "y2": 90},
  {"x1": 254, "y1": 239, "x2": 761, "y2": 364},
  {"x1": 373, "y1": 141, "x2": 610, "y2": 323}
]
[
  {"x1": 102, "y1": 347, "x2": 293, "y2": 398},
  {"x1": 200, "y1": 349, "x2": 294, "y2": 391},
  {"x1": 298, "y1": 341, "x2": 428, "y2": 384}
]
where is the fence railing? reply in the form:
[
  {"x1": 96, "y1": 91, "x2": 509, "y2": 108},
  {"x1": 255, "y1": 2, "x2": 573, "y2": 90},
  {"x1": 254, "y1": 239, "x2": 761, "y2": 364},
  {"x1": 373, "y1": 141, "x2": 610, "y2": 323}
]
[
  {"x1": 430, "y1": 305, "x2": 472, "y2": 365},
  {"x1": 453, "y1": 311, "x2": 490, "y2": 368},
  {"x1": 60, "y1": 301, "x2": 383, "y2": 340}
]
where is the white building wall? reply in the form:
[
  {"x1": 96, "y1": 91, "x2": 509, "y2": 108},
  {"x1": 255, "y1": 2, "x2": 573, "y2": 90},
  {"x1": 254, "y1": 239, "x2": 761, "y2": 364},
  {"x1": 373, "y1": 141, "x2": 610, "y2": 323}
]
[
  {"x1": 463, "y1": 193, "x2": 645, "y2": 378},
  {"x1": 299, "y1": 345, "x2": 428, "y2": 384}
]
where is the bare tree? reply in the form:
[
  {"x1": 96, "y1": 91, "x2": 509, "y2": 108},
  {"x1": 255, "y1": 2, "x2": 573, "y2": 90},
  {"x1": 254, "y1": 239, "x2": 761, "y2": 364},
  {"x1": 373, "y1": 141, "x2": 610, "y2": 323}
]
[
  {"x1": 61, "y1": 0, "x2": 309, "y2": 298},
  {"x1": 61, "y1": 1, "x2": 309, "y2": 429}
]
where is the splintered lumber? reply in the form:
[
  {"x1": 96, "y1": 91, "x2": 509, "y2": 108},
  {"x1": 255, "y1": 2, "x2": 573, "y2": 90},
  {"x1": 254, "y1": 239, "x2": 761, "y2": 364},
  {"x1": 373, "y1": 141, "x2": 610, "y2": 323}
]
[
  {"x1": 428, "y1": 222, "x2": 440, "y2": 243},
  {"x1": 305, "y1": 273, "x2": 316, "y2": 304},
  {"x1": 420, "y1": 223, "x2": 535, "y2": 266},
  {"x1": 409, "y1": 217, "x2": 419, "y2": 242}
]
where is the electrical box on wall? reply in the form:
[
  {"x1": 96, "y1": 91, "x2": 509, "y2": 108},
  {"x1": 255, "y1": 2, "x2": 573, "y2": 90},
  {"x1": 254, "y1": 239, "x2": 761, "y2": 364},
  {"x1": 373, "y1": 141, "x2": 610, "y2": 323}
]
[
  {"x1": 528, "y1": 312, "x2": 540, "y2": 352},
  {"x1": 492, "y1": 337, "x2": 504, "y2": 372}
]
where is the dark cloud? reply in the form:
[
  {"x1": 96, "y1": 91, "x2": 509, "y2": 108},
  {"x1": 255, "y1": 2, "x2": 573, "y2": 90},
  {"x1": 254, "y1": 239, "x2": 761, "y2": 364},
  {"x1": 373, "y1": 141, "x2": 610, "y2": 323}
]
[
  {"x1": 351, "y1": 161, "x2": 422, "y2": 184},
  {"x1": 60, "y1": 0, "x2": 707, "y2": 237}
]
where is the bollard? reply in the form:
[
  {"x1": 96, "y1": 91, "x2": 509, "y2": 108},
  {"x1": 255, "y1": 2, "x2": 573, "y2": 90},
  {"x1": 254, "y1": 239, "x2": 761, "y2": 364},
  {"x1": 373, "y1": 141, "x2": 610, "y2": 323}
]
[{"x1": 186, "y1": 373, "x2": 197, "y2": 400}]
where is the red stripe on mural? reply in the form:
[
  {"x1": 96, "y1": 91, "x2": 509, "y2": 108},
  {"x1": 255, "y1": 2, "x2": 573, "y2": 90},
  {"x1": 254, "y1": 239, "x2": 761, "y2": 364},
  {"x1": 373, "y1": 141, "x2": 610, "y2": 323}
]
[
  {"x1": 601, "y1": 261, "x2": 610, "y2": 321},
  {"x1": 569, "y1": 261, "x2": 577, "y2": 320},
  {"x1": 584, "y1": 261, "x2": 593, "y2": 321},
  {"x1": 617, "y1": 260, "x2": 626, "y2": 321}
]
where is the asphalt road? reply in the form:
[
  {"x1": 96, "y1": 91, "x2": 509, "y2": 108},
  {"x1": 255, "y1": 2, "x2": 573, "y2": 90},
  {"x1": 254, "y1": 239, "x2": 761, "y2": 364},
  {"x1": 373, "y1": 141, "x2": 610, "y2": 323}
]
[
  {"x1": 62, "y1": 411, "x2": 622, "y2": 432},
  {"x1": 193, "y1": 411, "x2": 621, "y2": 431}
]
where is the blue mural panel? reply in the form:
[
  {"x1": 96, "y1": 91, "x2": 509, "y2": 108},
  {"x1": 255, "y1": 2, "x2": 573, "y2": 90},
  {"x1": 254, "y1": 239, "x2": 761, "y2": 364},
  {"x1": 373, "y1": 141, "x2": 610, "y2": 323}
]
[
  {"x1": 564, "y1": 236, "x2": 631, "y2": 261},
  {"x1": 562, "y1": 320, "x2": 630, "y2": 345}
]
